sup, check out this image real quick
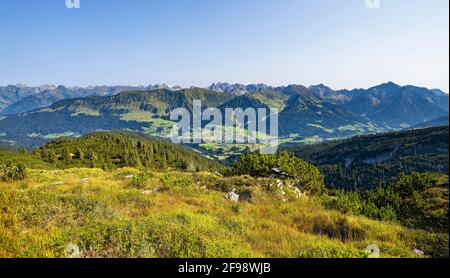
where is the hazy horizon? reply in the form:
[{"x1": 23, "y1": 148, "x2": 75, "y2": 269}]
[
  {"x1": 2, "y1": 80, "x2": 449, "y2": 94},
  {"x1": 0, "y1": 0, "x2": 448, "y2": 92}
]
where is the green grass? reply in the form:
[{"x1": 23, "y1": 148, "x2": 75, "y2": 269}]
[
  {"x1": 0, "y1": 150, "x2": 53, "y2": 169},
  {"x1": 307, "y1": 124, "x2": 335, "y2": 133},
  {"x1": 0, "y1": 167, "x2": 442, "y2": 258},
  {"x1": 337, "y1": 124, "x2": 367, "y2": 133},
  {"x1": 299, "y1": 137, "x2": 324, "y2": 144},
  {"x1": 27, "y1": 132, "x2": 82, "y2": 140},
  {"x1": 70, "y1": 107, "x2": 101, "y2": 116},
  {"x1": 118, "y1": 110, "x2": 175, "y2": 136},
  {"x1": 248, "y1": 92, "x2": 286, "y2": 110}
]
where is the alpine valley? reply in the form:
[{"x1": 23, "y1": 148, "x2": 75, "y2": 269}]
[
  {"x1": 0, "y1": 81, "x2": 449, "y2": 258},
  {"x1": 0, "y1": 82, "x2": 448, "y2": 154}
]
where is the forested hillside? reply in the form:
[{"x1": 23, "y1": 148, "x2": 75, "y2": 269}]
[
  {"x1": 33, "y1": 132, "x2": 223, "y2": 172},
  {"x1": 283, "y1": 126, "x2": 449, "y2": 191}
]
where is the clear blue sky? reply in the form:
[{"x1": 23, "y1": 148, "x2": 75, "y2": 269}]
[{"x1": 0, "y1": 0, "x2": 448, "y2": 92}]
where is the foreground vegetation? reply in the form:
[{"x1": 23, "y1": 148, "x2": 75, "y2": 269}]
[
  {"x1": 1, "y1": 167, "x2": 447, "y2": 258},
  {"x1": 0, "y1": 132, "x2": 448, "y2": 258},
  {"x1": 231, "y1": 152, "x2": 449, "y2": 233}
]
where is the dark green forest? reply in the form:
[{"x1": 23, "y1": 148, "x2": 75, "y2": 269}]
[
  {"x1": 33, "y1": 132, "x2": 224, "y2": 172},
  {"x1": 283, "y1": 126, "x2": 449, "y2": 191}
]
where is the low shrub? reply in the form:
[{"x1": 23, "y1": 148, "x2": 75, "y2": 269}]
[
  {"x1": 1, "y1": 161, "x2": 26, "y2": 182},
  {"x1": 321, "y1": 189, "x2": 363, "y2": 215},
  {"x1": 312, "y1": 216, "x2": 366, "y2": 242},
  {"x1": 409, "y1": 231, "x2": 449, "y2": 258},
  {"x1": 117, "y1": 191, "x2": 152, "y2": 208},
  {"x1": 128, "y1": 174, "x2": 148, "y2": 189},
  {"x1": 231, "y1": 151, "x2": 325, "y2": 194},
  {"x1": 160, "y1": 174, "x2": 193, "y2": 187}
]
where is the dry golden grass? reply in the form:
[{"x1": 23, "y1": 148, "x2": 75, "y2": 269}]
[{"x1": 0, "y1": 167, "x2": 439, "y2": 258}]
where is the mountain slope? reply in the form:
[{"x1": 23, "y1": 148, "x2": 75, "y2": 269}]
[
  {"x1": 209, "y1": 82, "x2": 449, "y2": 129},
  {"x1": 0, "y1": 84, "x2": 182, "y2": 115},
  {"x1": 0, "y1": 88, "x2": 233, "y2": 146},
  {"x1": 0, "y1": 82, "x2": 448, "y2": 148},
  {"x1": 278, "y1": 86, "x2": 373, "y2": 137},
  {"x1": 339, "y1": 83, "x2": 449, "y2": 128},
  {"x1": 0, "y1": 84, "x2": 42, "y2": 112},
  {"x1": 411, "y1": 116, "x2": 449, "y2": 129},
  {"x1": 52, "y1": 88, "x2": 233, "y2": 116},
  {"x1": 283, "y1": 126, "x2": 449, "y2": 191}
]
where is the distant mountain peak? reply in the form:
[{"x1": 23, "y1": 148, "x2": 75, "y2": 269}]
[
  {"x1": 15, "y1": 82, "x2": 28, "y2": 88},
  {"x1": 309, "y1": 84, "x2": 334, "y2": 91},
  {"x1": 384, "y1": 81, "x2": 400, "y2": 86},
  {"x1": 371, "y1": 81, "x2": 401, "y2": 90},
  {"x1": 38, "y1": 84, "x2": 56, "y2": 91}
]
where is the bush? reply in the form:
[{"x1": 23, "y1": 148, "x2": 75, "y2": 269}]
[
  {"x1": 117, "y1": 191, "x2": 152, "y2": 208},
  {"x1": 160, "y1": 174, "x2": 193, "y2": 187},
  {"x1": 231, "y1": 151, "x2": 325, "y2": 194},
  {"x1": 0, "y1": 161, "x2": 26, "y2": 182},
  {"x1": 363, "y1": 172, "x2": 448, "y2": 232},
  {"x1": 412, "y1": 232, "x2": 449, "y2": 258},
  {"x1": 322, "y1": 189, "x2": 363, "y2": 215},
  {"x1": 215, "y1": 176, "x2": 255, "y2": 193},
  {"x1": 128, "y1": 174, "x2": 148, "y2": 189}
]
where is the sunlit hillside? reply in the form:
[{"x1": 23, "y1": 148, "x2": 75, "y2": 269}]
[{"x1": 0, "y1": 166, "x2": 447, "y2": 258}]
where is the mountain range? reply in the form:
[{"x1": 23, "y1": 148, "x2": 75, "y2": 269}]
[
  {"x1": 0, "y1": 82, "x2": 448, "y2": 148},
  {"x1": 0, "y1": 83, "x2": 182, "y2": 115}
]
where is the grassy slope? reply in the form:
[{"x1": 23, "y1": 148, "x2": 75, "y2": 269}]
[
  {"x1": 0, "y1": 167, "x2": 440, "y2": 258},
  {"x1": 0, "y1": 149, "x2": 53, "y2": 169}
]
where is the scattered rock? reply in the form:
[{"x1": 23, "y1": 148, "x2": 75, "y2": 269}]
[
  {"x1": 80, "y1": 178, "x2": 89, "y2": 183},
  {"x1": 124, "y1": 175, "x2": 135, "y2": 179},
  {"x1": 276, "y1": 180, "x2": 283, "y2": 188},
  {"x1": 366, "y1": 244, "x2": 381, "y2": 258},
  {"x1": 142, "y1": 187, "x2": 163, "y2": 194},
  {"x1": 271, "y1": 168, "x2": 290, "y2": 178},
  {"x1": 413, "y1": 248, "x2": 425, "y2": 256},
  {"x1": 66, "y1": 243, "x2": 81, "y2": 258},
  {"x1": 225, "y1": 189, "x2": 239, "y2": 202},
  {"x1": 294, "y1": 187, "x2": 306, "y2": 199}
]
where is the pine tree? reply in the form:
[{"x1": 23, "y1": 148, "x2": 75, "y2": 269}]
[
  {"x1": 62, "y1": 148, "x2": 72, "y2": 162},
  {"x1": 74, "y1": 147, "x2": 84, "y2": 160}
]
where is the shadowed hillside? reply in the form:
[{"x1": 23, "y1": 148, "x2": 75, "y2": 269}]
[{"x1": 283, "y1": 127, "x2": 449, "y2": 191}]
